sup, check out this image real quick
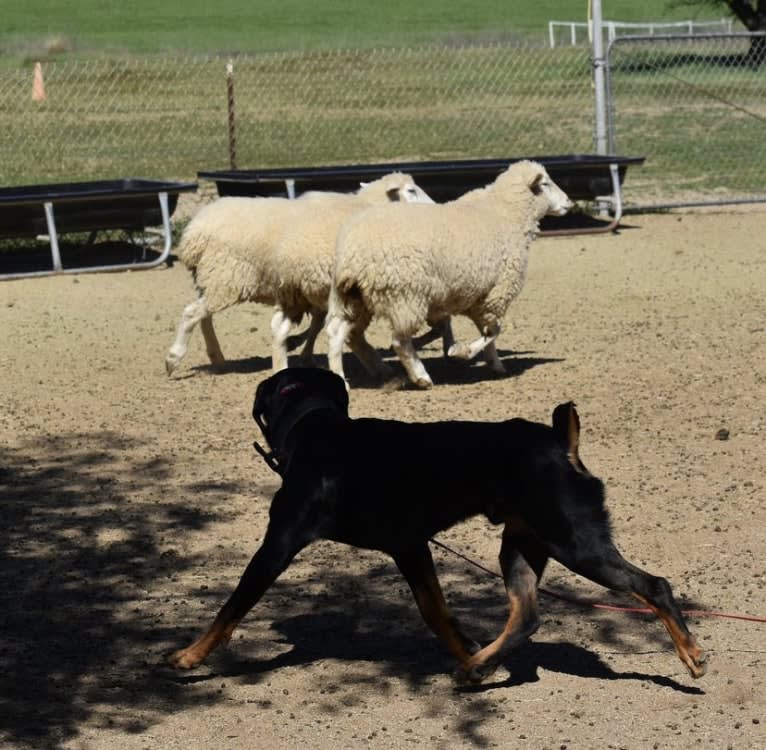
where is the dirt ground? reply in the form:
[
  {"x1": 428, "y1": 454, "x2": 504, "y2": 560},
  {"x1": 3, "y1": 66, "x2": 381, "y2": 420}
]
[{"x1": 1, "y1": 208, "x2": 764, "y2": 749}]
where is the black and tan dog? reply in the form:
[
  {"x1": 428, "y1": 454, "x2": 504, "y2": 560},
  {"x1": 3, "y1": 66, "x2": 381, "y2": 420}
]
[{"x1": 167, "y1": 367, "x2": 706, "y2": 682}]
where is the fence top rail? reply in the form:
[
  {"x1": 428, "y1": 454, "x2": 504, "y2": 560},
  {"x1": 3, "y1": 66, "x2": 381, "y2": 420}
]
[
  {"x1": 608, "y1": 30, "x2": 765, "y2": 47},
  {"x1": 550, "y1": 19, "x2": 732, "y2": 29}
]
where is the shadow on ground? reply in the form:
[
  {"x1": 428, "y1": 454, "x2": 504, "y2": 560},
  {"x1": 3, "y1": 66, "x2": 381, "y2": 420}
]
[
  {"x1": 0, "y1": 430, "x2": 705, "y2": 749},
  {"x1": 0, "y1": 432, "x2": 229, "y2": 748}
]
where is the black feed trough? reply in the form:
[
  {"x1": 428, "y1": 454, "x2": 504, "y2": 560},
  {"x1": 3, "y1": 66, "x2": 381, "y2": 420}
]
[
  {"x1": 199, "y1": 154, "x2": 644, "y2": 235},
  {"x1": 0, "y1": 178, "x2": 197, "y2": 280}
]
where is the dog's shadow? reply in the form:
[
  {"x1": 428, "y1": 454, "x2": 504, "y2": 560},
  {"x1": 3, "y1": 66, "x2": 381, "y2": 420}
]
[{"x1": 167, "y1": 608, "x2": 702, "y2": 696}]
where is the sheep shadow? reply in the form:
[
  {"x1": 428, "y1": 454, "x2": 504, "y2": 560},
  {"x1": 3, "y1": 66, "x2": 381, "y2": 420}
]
[
  {"x1": 347, "y1": 348, "x2": 562, "y2": 389},
  {"x1": 190, "y1": 353, "x2": 272, "y2": 375},
  {"x1": 184, "y1": 336, "x2": 562, "y2": 386},
  {"x1": 420, "y1": 349, "x2": 563, "y2": 387}
]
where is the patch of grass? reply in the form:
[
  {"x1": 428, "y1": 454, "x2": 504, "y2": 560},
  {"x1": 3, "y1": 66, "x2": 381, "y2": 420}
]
[{"x1": 1, "y1": 0, "x2": 729, "y2": 58}]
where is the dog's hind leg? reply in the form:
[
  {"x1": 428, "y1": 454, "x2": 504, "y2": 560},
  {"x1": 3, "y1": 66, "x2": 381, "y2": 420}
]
[
  {"x1": 549, "y1": 538, "x2": 706, "y2": 679},
  {"x1": 455, "y1": 530, "x2": 547, "y2": 683},
  {"x1": 167, "y1": 517, "x2": 310, "y2": 670},
  {"x1": 394, "y1": 543, "x2": 480, "y2": 669}
]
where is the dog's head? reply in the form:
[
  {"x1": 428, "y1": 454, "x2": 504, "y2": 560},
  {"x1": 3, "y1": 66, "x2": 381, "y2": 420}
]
[{"x1": 253, "y1": 368, "x2": 349, "y2": 472}]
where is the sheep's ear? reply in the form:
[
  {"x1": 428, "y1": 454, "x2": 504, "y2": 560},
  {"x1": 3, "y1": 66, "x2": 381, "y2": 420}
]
[
  {"x1": 529, "y1": 168, "x2": 546, "y2": 195},
  {"x1": 386, "y1": 187, "x2": 402, "y2": 202}
]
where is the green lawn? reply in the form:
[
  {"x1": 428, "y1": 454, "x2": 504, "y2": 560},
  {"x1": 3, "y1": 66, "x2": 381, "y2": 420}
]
[{"x1": 2, "y1": 0, "x2": 730, "y2": 57}]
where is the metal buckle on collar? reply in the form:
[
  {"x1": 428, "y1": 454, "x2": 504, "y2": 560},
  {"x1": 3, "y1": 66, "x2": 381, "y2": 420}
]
[{"x1": 253, "y1": 438, "x2": 282, "y2": 475}]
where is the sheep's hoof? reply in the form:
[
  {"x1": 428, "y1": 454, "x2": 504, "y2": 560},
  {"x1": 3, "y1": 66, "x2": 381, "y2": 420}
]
[
  {"x1": 382, "y1": 375, "x2": 408, "y2": 393},
  {"x1": 207, "y1": 353, "x2": 226, "y2": 369},
  {"x1": 447, "y1": 342, "x2": 472, "y2": 360},
  {"x1": 165, "y1": 354, "x2": 180, "y2": 376},
  {"x1": 413, "y1": 377, "x2": 434, "y2": 390}
]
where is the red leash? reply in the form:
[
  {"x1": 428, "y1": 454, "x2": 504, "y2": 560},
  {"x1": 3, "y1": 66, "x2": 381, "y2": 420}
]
[{"x1": 429, "y1": 537, "x2": 766, "y2": 624}]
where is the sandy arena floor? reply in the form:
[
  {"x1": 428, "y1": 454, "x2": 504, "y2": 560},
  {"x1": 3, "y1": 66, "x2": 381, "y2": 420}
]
[{"x1": 1, "y1": 208, "x2": 764, "y2": 749}]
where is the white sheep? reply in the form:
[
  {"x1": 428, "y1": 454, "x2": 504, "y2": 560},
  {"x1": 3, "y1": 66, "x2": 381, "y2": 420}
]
[
  {"x1": 164, "y1": 173, "x2": 436, "y2": 377},
  {"x1": 326, "y1": 160, "x2": 572, "y2": 388}
]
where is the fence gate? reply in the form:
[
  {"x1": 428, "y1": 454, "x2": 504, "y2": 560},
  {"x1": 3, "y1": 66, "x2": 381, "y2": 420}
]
[{"x1": 605, "y1": 33, "x2": 766, "y2": 209}]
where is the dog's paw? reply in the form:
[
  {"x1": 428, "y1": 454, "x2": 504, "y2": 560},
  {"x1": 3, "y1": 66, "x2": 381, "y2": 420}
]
[
  {"x1": 165, "y1": 647, "x2": 201, "y2": 670},
  {"x1": 453, "y1": 659, "x2": 498, "y2": 685},
  {"x1": 687, "y1": 650, "x2": 707, "y2": 679}
]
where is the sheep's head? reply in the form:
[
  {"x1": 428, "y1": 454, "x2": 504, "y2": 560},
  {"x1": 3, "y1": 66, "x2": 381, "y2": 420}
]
[
  {"x1": 358, "y1": 172, "x2": 434, "y2": 204},
  {"x1": 497, "y1": 161, "x2": 572, "y2": 217}
]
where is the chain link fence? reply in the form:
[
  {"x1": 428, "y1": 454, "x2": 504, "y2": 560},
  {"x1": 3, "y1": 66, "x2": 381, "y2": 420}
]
[
  {"x1": 0, "y1": 56, "x2": 229, "y2": 186},
  {"x1": 606, "y1": 33, "x2": 766, "y2": 208},
  {"x1": 1, "y1": 37, "x2": 765, "y2": 209},
  {"x1": 1, "y1": 44, "x2": 594, "y2": 189}
]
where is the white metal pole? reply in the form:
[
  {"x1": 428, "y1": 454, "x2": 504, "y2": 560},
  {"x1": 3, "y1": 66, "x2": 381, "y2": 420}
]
[{"x1": 591, "y1": 0, "x2": 609, "y2": 156}]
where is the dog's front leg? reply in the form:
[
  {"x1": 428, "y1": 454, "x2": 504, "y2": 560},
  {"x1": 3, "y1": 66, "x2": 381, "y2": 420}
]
[
  {"x1": 394, "y1": 543, "x2": 480, "y2": 673},
  {"x1": 455, "y1": 532, "x2": 547, "y2": 684},
  {"x1": 167, "y1": 521, "x2": 308, "y2": 669}
]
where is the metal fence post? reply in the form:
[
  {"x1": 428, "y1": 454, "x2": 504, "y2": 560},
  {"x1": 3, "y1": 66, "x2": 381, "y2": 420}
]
[
  {"x1": 591, "y1": 0, "x2": 609, "y2": 156},
  {"x1": 226, "y1": 60, "x2": 237, "y2": 170}
]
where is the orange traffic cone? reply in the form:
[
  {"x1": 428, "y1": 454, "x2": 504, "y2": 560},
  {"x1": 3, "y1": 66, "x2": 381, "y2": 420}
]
[{"x1": 32, "y1": 62, "x2": 46, "y2": 102}]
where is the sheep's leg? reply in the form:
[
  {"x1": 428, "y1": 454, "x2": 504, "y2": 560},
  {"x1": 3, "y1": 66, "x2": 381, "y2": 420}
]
[
  {"x1": 481, "y1": 340, "x2": 505, "y2": 375},
  {"x1": 270, "y1": 308, "x2": 293, "y2": 372},
  {"x1": 326, "y1": 314, "x2": 349, "y2": 382},
  {"x1": 326, "y1": 313, "x2": 391, "y2": 383},
  {"x1": 296, "y1": 309, "x2": 326, "y2": 366},
  {"x1": 347, "y1": 329, "x2": 394, "y2": 379},
  {"x1": 392, "y1": 335, "x2": 433, "y2": 389},
  {"x1": 166, "y1": 296, "x2": 224, "y2": 376},
  {"x1": 412, "y1": 318, "x2": 456, "y2": 358},
  {"x1": 199, "y1": 316, "x2": 225, "y2": 369},
  {"x1": 448, "y1": 321, "x2": 505, "y2": 375}
]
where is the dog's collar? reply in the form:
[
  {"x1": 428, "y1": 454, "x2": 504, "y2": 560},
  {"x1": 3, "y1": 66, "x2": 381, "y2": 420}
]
[{"x1": 254, "y1": 397, "x2": 344, "y2": 475}]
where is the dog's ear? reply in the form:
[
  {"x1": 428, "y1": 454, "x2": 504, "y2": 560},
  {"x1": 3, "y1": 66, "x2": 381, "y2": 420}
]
[
  {"x1": 326, "y1": 370, "x2": 350, "y2": 414},
  {"x1": 552, "y1": 401, "x2": 588, "y2": 474}
]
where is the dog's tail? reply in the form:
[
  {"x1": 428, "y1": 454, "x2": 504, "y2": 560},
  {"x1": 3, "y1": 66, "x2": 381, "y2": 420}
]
[{"x1": 552, "y1": 401, "x2": 588, "y2": 474}]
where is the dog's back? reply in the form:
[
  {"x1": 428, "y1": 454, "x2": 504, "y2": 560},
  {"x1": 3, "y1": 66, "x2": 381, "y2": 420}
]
[{"x1": 285, "y1": 412, "x2": 607, "y2": 553}]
